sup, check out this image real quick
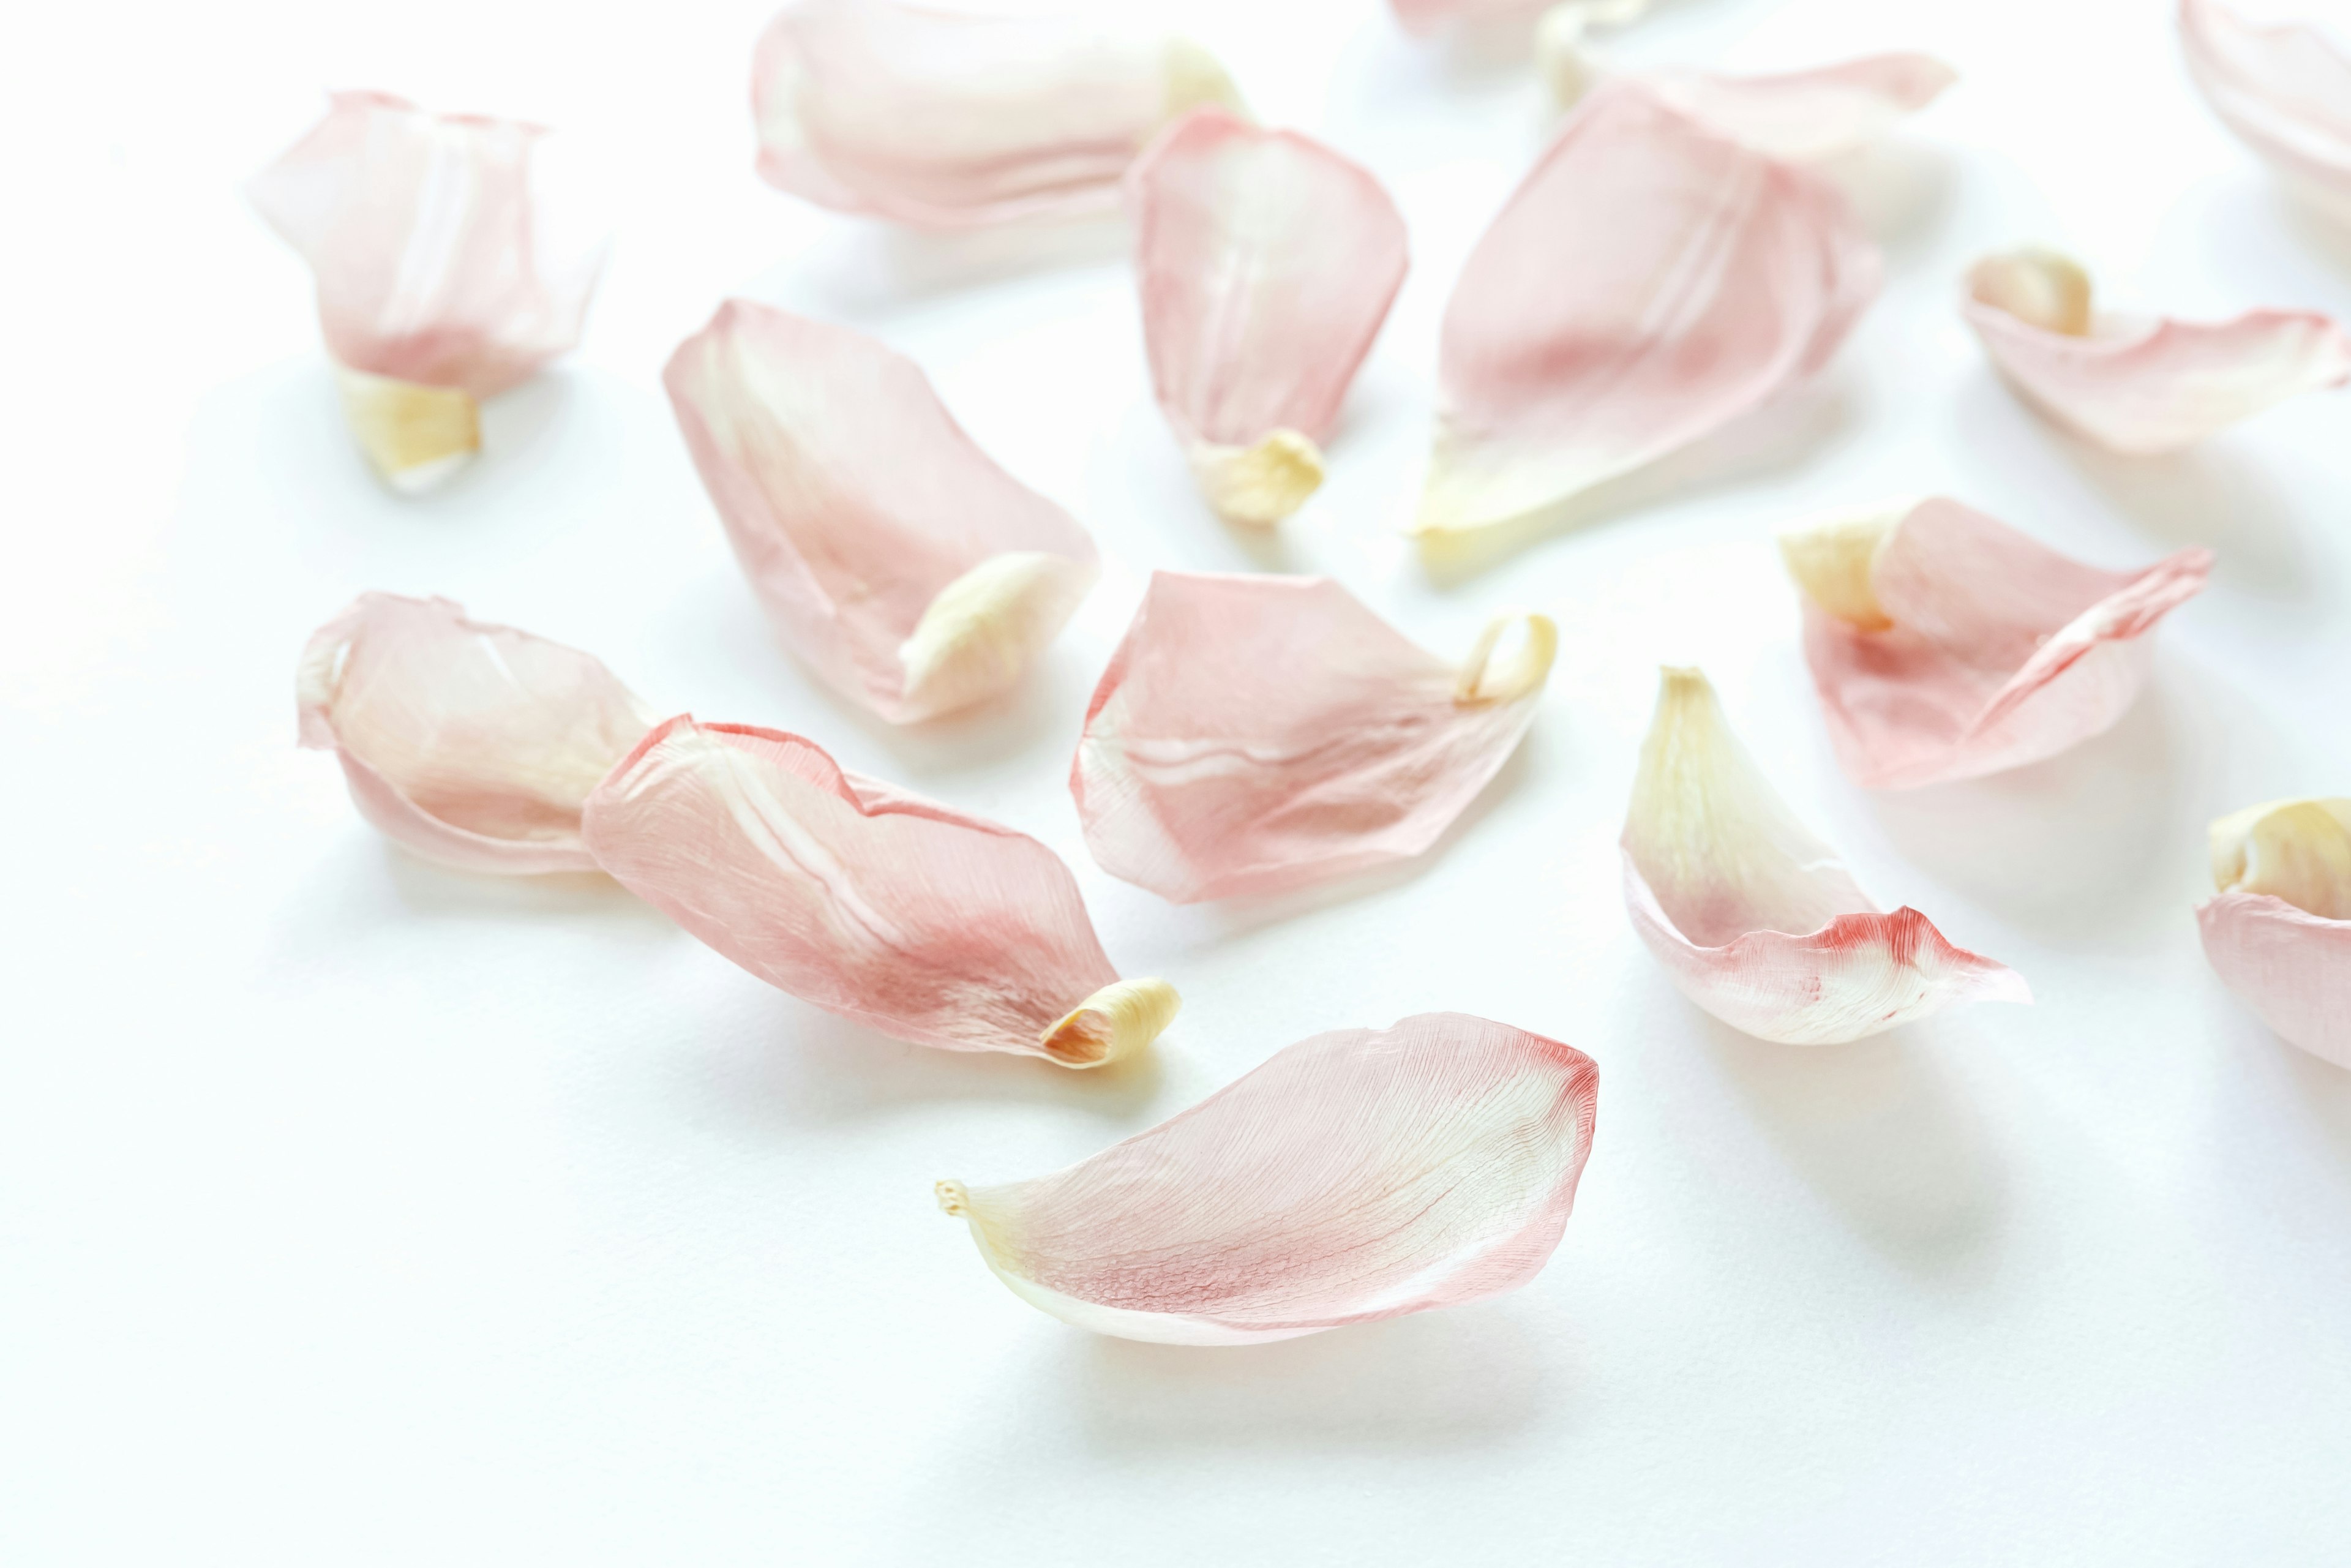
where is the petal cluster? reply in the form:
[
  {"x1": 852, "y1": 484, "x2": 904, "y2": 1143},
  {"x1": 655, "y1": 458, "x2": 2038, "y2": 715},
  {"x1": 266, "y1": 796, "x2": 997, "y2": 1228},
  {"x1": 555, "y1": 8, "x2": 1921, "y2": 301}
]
[
  {"x1": 2197, "y1": 798, "x2": 2351, "y2": 1069},
  {"x1": 1780, "y1": 498, "x2": 2211, "y2": 789},
  {"x1": 938, "y1": 1012, "x2": 1598, "y2": 1343},
  {"x1": 2181, "y1": 0, "x2": 2351, "y2": 219},
  {"x1": 1621, "y1": 667, "x2": 2028, "y2": 1043}
]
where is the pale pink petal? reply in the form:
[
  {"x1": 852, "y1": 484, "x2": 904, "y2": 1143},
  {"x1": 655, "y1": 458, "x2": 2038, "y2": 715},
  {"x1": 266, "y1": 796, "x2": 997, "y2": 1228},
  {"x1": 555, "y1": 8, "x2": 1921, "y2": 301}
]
[
  {"x1": 580, "y1": 716, "x2": 1174, "y2": 1065},
  {"x1": 296, "y1": 594, "x2": 656, "y2": 876},
  {"x1": 751, "y1": 0, "x2": 1240, "y2": 228},
  {"x1": 937, "y1": 1012, "x2": 1598, "y2": 1343},
  {"x1": 1542, "y1": 42, "x2": 1957, "y2": 163},
  {"x1": 1073, "y1": 572, "x2": 1553, "y2": 903},
  {"x1": 1126, "y1": 109, "x2": 1408, "y2": 526},
  {"x1": 1417, "y1": 80, "x2": 1881, "y2": 537},
  {"x1": 2181, "y1": 0, "x2": 2351, "y2": 220},
  {"x1": 1963, "y1": 249, "x2": 2351, "y2": 453},
  {"x1": 664, "y1": 300, "x2": 1100, "y2": 724},
  {"x1": 1783, "y1": 498, "x2": 2211, "y2": 789},
  {"x1": 1621, "y1": 667, "x2": 2027, "y2": 1043},
  {"x1": 2197, "y1": 798, "x2": 2351, "y2": 1068},
  {"x1": 1392, "y1": 0, "x2": 1652, "y2": 39}
]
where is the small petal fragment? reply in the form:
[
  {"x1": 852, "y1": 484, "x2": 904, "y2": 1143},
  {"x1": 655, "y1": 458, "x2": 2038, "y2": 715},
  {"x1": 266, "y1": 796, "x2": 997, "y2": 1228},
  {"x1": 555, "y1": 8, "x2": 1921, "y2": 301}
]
[
  {"x1": 580, "y1": 717, "x2": 1171, "y2": 1064},
  {"x1": 247, "y1": 91, "x2": 606, "y2": 489},
  {"x1": 752, "y1": 0, "x2": 1241, "y2": 228},
  {"x1": 1417, "y1": 81, "x2": 1880, "y2": 538},
  {"x1": 296, "y1": 594, "x2": 656, "y2": 875},
  {"x1": 1781, "y1": 498, "x2": 2211, "y2": 789},
  {"x1": 1963, "y1": 248, "x2": 2351, "y2": 452},
  {"x1": 2181, "y1": 0, "x2": 2351, "y2": 220},
  {"x1": 664, "y1": 301, "x2": 1100, "y2": 723},
  {"x1": 1127, "y1": 108, "x2": 1408, "y2": 527},
  {"x1": 1621, "y1": 667, "x2": 2027, "y2": 1043},
  {"x1": 2198, "y1": 798, "x2": 2351, "y2": 1068},
  {"x1": 937, "y1": 1012, "x2": 1599, "y2": 1343},
  {"x1": 1073, "y1": 571, "x2": 1553, "y2": 902}
]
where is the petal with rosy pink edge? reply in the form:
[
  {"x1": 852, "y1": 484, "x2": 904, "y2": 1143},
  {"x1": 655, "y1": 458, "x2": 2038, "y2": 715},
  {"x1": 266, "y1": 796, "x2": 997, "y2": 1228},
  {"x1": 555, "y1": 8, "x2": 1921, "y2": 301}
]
[
  {"x1": 2181, "y1": 0, "x2": 2351, "y2": 220},
  {"x1": 936, "y1": 1012, "x2": 1598, "y2": 1343},
  {"x1": 1539, "y1": 43, "x2": 1957, "y2": 163},
  {"x1": 2197, "y1": 798, "x2": 2351, "y2": 1068}
]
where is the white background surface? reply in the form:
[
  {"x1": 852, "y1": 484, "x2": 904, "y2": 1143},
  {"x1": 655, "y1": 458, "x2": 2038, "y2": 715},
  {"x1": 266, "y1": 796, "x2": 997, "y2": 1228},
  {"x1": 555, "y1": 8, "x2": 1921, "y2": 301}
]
[{"x1": 7, "y1": 0, "x2": 2351, "y2": 1561}]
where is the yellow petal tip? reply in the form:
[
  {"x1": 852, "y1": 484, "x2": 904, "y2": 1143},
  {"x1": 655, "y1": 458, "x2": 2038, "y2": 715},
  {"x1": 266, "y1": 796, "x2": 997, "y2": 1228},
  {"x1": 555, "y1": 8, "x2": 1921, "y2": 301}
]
[{"x1": 1040, "y1": 978, "x2": 1181, "y2": 1068}]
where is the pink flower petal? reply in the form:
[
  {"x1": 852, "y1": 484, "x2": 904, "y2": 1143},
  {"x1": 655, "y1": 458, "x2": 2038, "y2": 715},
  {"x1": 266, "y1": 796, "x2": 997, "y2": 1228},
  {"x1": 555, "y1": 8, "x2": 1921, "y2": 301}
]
[
  {"x1": 937, "y1": 1012, "x2": 1598, "y2": 1343},
  {"x1": 1544, "y1": 45, "x2": 1957, "y2": 163},
  {"x1": 1418, "y1": 80, "x2": 1880, "y2": 537},
  {"x1": 1127, "y1": 109, "x2": 1408, "y2": 526},
  {"x1": 296, "y1": 594, "x2": 656, "y2": 876},
  {"x1": 751, "y1": 0, "x2": 1241, "y2": 228},
  {"x1": 2199, "y1": 894, "x2": 2351, "y2": 1070},
  {"x1": 1621, "y1": 667, "x2": 2028, "y2": 1043},
  {"x1": 1963, "y1": 249, "x2": 2351, "y2": 453},
  {"x1": 1784, "y1": 498, "x2": 2211, "y2": 789},
  {"x1": 664, "y1": 300, "x2": 1101, "y2": 724},
  {"x1": 1073, "y1": 572, "x2": 1553, "y2": 903},
  {"x1": 1392, "y1": 0, "x2": 1651, "y2": 39},
  {"x1": 580, "y1": 716, "x2": 1174, "y2": 1065},
  {"x1": 2181, "y1": 0, "x2": 2351, "y2": 219}
]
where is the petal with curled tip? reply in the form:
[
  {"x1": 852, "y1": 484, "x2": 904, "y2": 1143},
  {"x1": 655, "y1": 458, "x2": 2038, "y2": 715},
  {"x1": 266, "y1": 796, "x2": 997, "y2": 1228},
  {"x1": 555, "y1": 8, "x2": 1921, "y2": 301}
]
[
  {"x1": 2199, "y1": 797, "x2": 2351, "y2": 1067},
  {"x1": 2181, "y1": 0, "x2": 2351, "y2": 221},
  {"x1": 1963, "y1": 249, "x2": 2351, "y2": 452},
  {"x1": 1072, "y1": 571, "x2": 1553, "y2": 903},
  {"x1": 1620, "y1": 667, "x2": 2027, "y2": 1043},
  {"x1": 580, "y1": 717, "x2": 1172, "y2": 1063},
  {"x1": 1416, "y1": 81, "x2": 1880, "y2": 538},
  {"x1": 937, "y1": 1012, "x2": 1598, "y2": 1343},
  {"x1": 1127, "y1": 108, "x2": 1408, "y2": 527},
  {"x1": 751, "y1": 0, "x2": 1240, "y2": 228},
  {"x1": 1782, "y1": 498, "x2": 2211, "y2": 789},
  {"x1": 295, "y1": 594, "x2": 656, "y2": 875},
  {"x1": 664, "y1": 300, "x2": 1100, "y2": 724}
]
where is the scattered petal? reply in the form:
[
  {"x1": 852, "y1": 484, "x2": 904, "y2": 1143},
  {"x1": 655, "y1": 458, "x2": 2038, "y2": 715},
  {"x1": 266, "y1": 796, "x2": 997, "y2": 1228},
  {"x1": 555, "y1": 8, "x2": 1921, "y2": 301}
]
[
  {"x1": 1781, "y1": 498, "x2": 2211, "y2": 789},
  {"x1": 581, "y1": 716, "x2": 1172, "y2": 1065},
  {"x1": 752, "y1": 0, "x2": 1241, "y2": 227},
  {"x1": 1621, "y1": 667, "x2": 2028, "y2": 1043},
  {"x1": 296, "y1": 594, "x2": 656, "y2": 875},
  {"x1": 2181, "y1": 0, "x2": 2351, "y2": 220},
  {"x1": 1392, "y1": 0, "x2": 1651, "y2": 40},
  {"x1": 1127, "y1": 108, "x2": 1408, "y2": 526},
  {"x1": 664, "y1": 300, "x2": 1100, "y2": 723},
  {"x1": 1417, "y1": 81, "x2": 1880, "y2": 538},
  {"x1": 1963, "y1": 247, "x2": 2351, "y2": 452},
  {"x1": 2199, "y1": 798, "x2": 2351, "y2": 1068},
  {"x1": 937, "y1": 1011, "x2": 1598, "y2": 1343},
  {"x1": 1073, "y1": 572, "x2": 1553, "y2": 902}
]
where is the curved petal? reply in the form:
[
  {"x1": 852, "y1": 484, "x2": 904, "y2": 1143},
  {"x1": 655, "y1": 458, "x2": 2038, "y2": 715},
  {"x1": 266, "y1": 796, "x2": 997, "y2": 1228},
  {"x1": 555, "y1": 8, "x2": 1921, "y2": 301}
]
[
  {"x1": 2181, "y1": 0, "x2": 2351, "y2": 219},
  {"x1": 1127, "y1": 108, "x2": 1409, "y2": 527},
  {"x1": 751, "y1": 0, "x2": 1240, "y2": 228},
  {"x1": 1620, "y1": 667, "x2": 2027, "y2": 1043},
  {"x1": 1782, "y1": 498, "x2": 2211, "y2": 788},
  {"x1": 1073, "y1": 572, "x2": 1552, "y2": 903},
  {"x1": 664, "y1": 300, "x2": 1100, "y2": 724},
  {"x1": 1417, "y1": 80, "x2": 1880, "y2": 537},
  {"x1": 2199, "y1": 797, "x2": 2351, "y2": 1068},
  {"x1": 296, "y1": 594, "x2": 656, "y2": 876},
  {"x1": 580, "y1": 716, "x2": 1172, "y2": 1065},
  {"x1": 1963, "y1": 249, "x2": 2351, "y2": 453},
  {"x1": 937, "y1": 1012, "x2": 1598, "y2": 1343}
]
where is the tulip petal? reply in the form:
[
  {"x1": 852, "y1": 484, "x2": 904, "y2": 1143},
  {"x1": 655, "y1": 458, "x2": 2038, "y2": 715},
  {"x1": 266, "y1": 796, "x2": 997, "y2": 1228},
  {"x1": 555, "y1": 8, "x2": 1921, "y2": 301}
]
[
  {"x1": 1963, "y1": 249, "x2": 2351, "y2": 452},
  {"x1": 1417, "y1": 81, "x2": 1880, "y2": 538},
  {"x1": 580, "y1": 716, "x2": 1172, "y2": 1065},
  {"x1": 1621, "y1": 667, "x2": 2028, "y2": 1043},
  {"x1": 296, "y1": 594, "x2": 656, "y2": 875},
  {"x1": 937, "y1": 1011, "x2": 1599, "y2": 1343},
  {"x1": 1073, "y1": 572, "x2": 1551, "y2": 903},
  {"x1": 751, "y1": 0, "x2": 1240, "y2": 228},
  {"x1": 1782, "y1": 498, "x2": 2211, "y2": 789},
  {"x1": 664, "y1": 300, "x2": 1100, "y2": 723},
  {"x1": 2181, "y1": 0, "x2": 2351, "y2": 220},
  {"x1": 1127, "y1": 108, "x2": 1408, "y2": 527},
  {"x1": 1392, "y1": 0, "x2": 1651, "y2": 40},
  {"x1": 2198, "y1": 797, "x2": 2351, "y2": 1068}
]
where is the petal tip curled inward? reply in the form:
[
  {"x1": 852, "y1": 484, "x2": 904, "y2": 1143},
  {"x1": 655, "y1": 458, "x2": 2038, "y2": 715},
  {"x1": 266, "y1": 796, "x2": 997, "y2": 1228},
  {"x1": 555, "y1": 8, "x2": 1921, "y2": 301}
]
[{"x1": 2198, "y1": 798, "x2": 2351, "y2": 1068}]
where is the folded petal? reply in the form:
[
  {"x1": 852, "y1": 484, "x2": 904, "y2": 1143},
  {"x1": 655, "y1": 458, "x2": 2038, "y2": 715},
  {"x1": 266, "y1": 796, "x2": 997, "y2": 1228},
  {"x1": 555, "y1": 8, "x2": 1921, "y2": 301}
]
[
  {"x1": 296, "y1": 594, "x2": 656, "y2": 875},
  {"x1": 2198, "y1": 797, "x2": 2351, "y2": 1068},
  {"x1": 1417, "y1": 81, "x2": 1880, "y2": 538},
  {"x1": 1780, "y1": 498, "x2": 2211, "y2": 789},
  {"x1": 937, "y1": 1011, "x2": 1598, "y2": 1343},
  {"x1": 1963, "y1": 248, "x2": 2351, "y2": 452},
  {"x1": 751, "y1": 0, "x2": 1240, "y2": 228},
  {"x1": 247, "y1": 91, "x2": 607, "y2": 489},
  {"x1": 1621, "y1": 667, "x2": 2028, "y2": 1043},
  {"x1": 2181, "y1": 0, "x2": 2351, "y2": 220},
  {"x1": 1127, "y1": 109, "x2": 1409, "y2": 527},
  {"x1": 580, "y1": 716, "x2": 1172, "y2": 1065},
  {"x1": 664, "y1": 300, "x2": 1100, "y2": 723},
  {"x1": 1073, "y1": 572, "x2": 1552, "y2": 903}
]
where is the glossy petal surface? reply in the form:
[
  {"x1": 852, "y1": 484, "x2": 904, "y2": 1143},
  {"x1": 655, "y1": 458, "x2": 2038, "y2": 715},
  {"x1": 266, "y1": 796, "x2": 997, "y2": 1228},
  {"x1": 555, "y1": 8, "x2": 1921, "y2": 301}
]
[{"x1": 2181, "y1": 0, "x2": 2351, "y2": 219}]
